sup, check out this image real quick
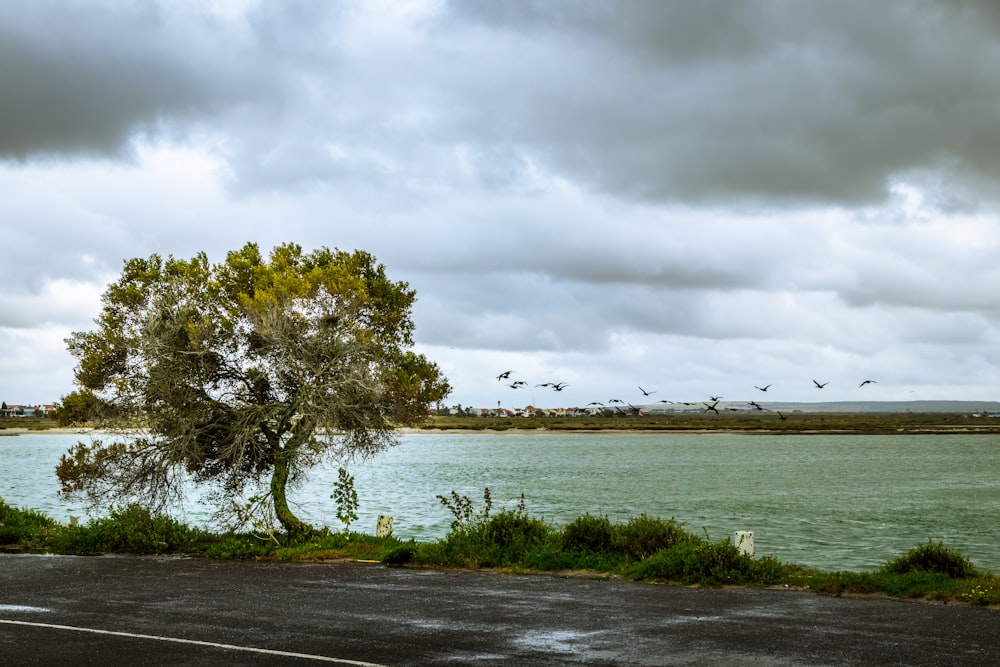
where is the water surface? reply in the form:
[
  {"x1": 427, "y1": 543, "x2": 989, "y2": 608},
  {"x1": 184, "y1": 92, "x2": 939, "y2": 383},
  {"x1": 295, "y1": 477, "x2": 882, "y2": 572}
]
[{"x1": 2, "y1": 431, "x2": 998, "y2": 572}]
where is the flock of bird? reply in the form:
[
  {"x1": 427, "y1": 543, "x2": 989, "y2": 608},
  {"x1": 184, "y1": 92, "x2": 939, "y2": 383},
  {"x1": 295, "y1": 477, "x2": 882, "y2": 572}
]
[{"x1": 494, "y1": 370, "x2": 879, "y2": 417}]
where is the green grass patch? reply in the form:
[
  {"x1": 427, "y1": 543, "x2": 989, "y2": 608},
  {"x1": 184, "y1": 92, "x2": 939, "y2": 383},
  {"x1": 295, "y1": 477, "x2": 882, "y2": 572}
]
[{"x1": 2, "y1": 494, "x2": 997, "y2": 606}]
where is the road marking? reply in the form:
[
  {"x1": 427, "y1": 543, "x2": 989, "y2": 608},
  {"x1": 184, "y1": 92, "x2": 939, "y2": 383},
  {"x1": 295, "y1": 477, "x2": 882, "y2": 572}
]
[
  {"x1": 0, "y1": 619, "x2": 386, "y2": 666},
  {"x1": 0, "y1": 605, "x2": 50, "y2": 613}
]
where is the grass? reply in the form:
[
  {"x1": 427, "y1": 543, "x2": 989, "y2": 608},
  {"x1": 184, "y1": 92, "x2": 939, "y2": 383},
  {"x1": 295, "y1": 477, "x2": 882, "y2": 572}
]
[
  {"x1": 2, "y1": 496, "x2": 998, "y2": 607},
  {"x1": 0, "y1": 418, "x2": 61, "y2": 431}
]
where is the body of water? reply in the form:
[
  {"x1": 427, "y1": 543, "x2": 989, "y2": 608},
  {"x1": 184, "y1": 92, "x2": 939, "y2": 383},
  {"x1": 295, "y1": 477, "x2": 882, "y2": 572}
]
[{"x1": 2, "y1": 431, "x2": 998, "y2": 573}]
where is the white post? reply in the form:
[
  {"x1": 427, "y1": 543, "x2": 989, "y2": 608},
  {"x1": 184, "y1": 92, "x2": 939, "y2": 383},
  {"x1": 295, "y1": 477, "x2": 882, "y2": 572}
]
[
  {"x1": 376, "y1": 514, "x2": 394, "y2": 537},
  {"x1": 733, "y1": 530, "x2": 754, "y2": 557}
]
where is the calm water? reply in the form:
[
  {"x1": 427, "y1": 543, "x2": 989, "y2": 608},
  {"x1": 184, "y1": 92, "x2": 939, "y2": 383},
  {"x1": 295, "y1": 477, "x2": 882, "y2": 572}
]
[{"x1": 2, "y1": 431, "x2": 999, "y2": 573}]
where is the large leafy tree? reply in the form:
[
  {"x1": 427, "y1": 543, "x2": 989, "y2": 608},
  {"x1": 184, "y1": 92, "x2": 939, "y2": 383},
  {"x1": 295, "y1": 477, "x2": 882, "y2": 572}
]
[{"x1": 57, "y1": 242, "x2": 450, "y2": 534}]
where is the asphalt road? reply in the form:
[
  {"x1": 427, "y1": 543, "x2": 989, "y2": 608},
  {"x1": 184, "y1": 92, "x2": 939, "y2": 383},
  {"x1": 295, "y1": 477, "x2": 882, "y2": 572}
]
[{"x1": 1, "y1": 553, "x2": 997, "y2": 665}]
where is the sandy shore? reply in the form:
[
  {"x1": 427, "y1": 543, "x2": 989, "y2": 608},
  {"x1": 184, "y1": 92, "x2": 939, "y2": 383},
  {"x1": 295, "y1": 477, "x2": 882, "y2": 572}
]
[{"x1": 0, "y1": 427, "x2": 96, "y2": 436}]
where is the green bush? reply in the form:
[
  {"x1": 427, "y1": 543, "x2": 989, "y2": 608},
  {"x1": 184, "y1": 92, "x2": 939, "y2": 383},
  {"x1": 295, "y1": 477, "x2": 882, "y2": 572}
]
[
  {"x1": 418, "y1": 510, "x2": 554, "y2": 569},
  {"x1": 383, "y1": 544, "x2": 417, "y2": 565},
  {"x1": 613, "y1": 515, "x2": 693, "y2": 560},
  {"x1": 0, "y1": 498, "x2": 58, "y2": 546},
  {"x1": 50, "y1": 505, "x2": 204, "y2": 555},
  {"x1": 881, "y1": 540, "x2": 978, "y2": 579},
  {"x1": 561, "y1": 514, "x2": 614, "y2": 553},
  {"x1": 628, "y1": 538, "x2": 787, "y2": 586}
]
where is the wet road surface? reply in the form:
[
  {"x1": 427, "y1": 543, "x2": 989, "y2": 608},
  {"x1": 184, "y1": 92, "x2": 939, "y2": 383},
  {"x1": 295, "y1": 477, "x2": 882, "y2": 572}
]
[{"x1": 1, "y1": 554, "x2": 998, "y2": 665}]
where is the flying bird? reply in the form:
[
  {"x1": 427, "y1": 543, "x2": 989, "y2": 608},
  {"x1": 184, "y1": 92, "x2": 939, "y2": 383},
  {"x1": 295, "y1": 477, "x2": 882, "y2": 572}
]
[
  {"x1": 709, "y1": 395, "x2": 723, "y2": 402},
  {"x1": 552, "y1": 382, "x2": 569, "y2": 391},
  {"x1": 813, "y1": 380, "x2": 829, "y2": 389},
  {"x1": 755, "y1": 384, "x2": 772, "y2": 392},
  {"x1": 704, "y1": 401, "x2": 720, "y2": 414},
  {"x1": 749, "y1": 401, "x2": 764, "y2": 411},
  {"x1": 777, "y1": 411, "x2": 788, "y2": 421},
  {"x1": 638, "y1": 386, "x2": 656, "y2": 396},
  {"x1": 859, "y1": 379, "x2": 877, "y2": 388},
  {"x1": 496, "y1": 370, "x2": 514, "y2": 381}
]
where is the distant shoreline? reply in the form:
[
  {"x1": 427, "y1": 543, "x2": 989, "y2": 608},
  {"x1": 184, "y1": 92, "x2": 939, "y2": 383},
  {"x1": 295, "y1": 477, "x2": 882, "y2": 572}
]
[
  {"x1": 6, "y1": 413, "x2": 1000, "y2": 437},
  {"x1": 0, "y1": 427, "x2": 96, "y2": 436}
]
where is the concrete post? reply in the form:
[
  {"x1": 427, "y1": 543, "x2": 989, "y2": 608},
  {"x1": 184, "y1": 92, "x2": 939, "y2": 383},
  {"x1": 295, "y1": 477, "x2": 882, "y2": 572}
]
[
  {"x1": 733, "y1": 530, "x2": 754, "y2": 557},
  {"x1": 376, "y1": 514, "x2": 394, "y2": 537}
]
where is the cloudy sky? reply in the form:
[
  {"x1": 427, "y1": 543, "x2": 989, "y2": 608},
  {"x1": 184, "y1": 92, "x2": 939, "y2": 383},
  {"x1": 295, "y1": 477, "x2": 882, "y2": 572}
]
[{"x1": 3, "y1": 0, "x2": 1000, "y2": 410}]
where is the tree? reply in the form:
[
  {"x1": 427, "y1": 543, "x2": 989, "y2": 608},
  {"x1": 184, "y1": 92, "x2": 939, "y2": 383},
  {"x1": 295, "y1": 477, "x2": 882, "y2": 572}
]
[
  {"x1": 54, "y1": 389, "x2": 106, "y2": 426},
  {"x1": 57, "y1": 242, "x2": 450, "y2": 534}
]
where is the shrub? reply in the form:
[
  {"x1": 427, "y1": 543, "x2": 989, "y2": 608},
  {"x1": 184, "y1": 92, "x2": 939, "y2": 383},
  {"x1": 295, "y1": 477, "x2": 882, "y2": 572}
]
[
  {"x1": 561, "y1": 514, "x2": 614, "y2": 553},
  {"x1": 50, "y1": 504, "x2": 204, "y2": 555},
  {"x1": 420, "y1": 490, "x2": 555, "y2": 569},
  {"x1": 880, "y1": 540, "x2": 978, "y2": 579},
  {"x1": 441, "y1": 510, "x2": 553, "y2": 568},
  {"x1": 0, "y1": 498, "x2": 58, "y2": 546},
  {"x1": 383, "y1": 544, "x2": 417, "y2": 566},
  {"x1": 613, "y1": 515, "x2": 693, "y2": 560},
  {"x1": 628, "y1": 538, "x2": 787, "y2": 586}
]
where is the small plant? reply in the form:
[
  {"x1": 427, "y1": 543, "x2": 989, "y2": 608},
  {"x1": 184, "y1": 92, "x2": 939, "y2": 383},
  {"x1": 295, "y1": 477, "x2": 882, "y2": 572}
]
[
  {"x1": 962, "y1": 584, "x2": 996, "y2": 606},
  {"x1": 436, "y1": 487, "x2": 492, "y2": 530},
  {"x1": 229, "y1": 494, "x2": 282, "y2": 546},
  {"x1": 332, "y1": 467, "x2": 359, "y2": 533}
]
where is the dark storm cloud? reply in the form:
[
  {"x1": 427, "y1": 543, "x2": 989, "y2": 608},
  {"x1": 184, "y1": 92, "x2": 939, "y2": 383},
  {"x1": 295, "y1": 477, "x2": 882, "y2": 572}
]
[
  {"x1": 9, "y1": 1, "x2": 1000, "y2": 209},
  {"x1": 0, "y1": 2, "x2": 263, "y2": 159},
  {"x1": 442, "y1": 0, "x2": 1000, "y2": 207}
]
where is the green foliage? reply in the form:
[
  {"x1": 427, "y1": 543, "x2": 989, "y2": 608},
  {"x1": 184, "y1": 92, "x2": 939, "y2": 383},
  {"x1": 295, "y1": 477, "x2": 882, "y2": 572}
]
[
  {"x1": 549, "y1": 514, "x2": 696, "y2": 570},
  {"x1": 424, "y1": 490, "x2": 552, "y2": 568},
  {"x1": 436, "y1": 488, "x2": 493, "y2": 530},
  {"x1": 880, "y1": 540, "x2": 978, "y2": 579},
  {"x1": 332, "y1": 467, "x2": 359, "y2": 532},
  {"x1": 561, "y1": 513, "x2": 614, "y2": 553},
  {"x1": 961, "y1": 580, "x2": 1000, "y2": 606},
  {"x1": 49, "y1": 505, "x2": 206, "y2": 555},
  {"x1": 3, "y1": 494, "x2": 996, "y2": 605},
  {"x1": 424, "y1": 509, "x2": 554, "y2": 569},
  {"x1": 383, "y1": 543, "x2": 418, "y2": 565},
  {"x1": 53, "y1": 389, "x2": 106, "y2": 427},
  {"x1": 627, "y1": 538, "x2": 788, "y2": 586},
  {"x1": 0, "y1": 498, "x2": 58, "y2": 546},
  {"x1": 200, "y1": 533, "x2": 277, "y2": 559},
  {"x1": 614, "y1": 514, "x2": 694, "y2": 560},
  {"x1": 57, "y1": 242, "x2": 450, "y2": 534}
]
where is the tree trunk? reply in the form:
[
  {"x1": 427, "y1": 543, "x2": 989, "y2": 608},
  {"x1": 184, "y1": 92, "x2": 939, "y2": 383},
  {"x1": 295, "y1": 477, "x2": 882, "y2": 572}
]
[{"x1": 271, "y1": 451, "x2": 311, "y2": 535}]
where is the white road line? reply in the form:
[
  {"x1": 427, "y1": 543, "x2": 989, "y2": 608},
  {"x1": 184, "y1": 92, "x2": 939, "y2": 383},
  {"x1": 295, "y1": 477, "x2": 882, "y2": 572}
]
[{"x1": 0, "y1": 619, "x2": 387, "y2": 666}]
